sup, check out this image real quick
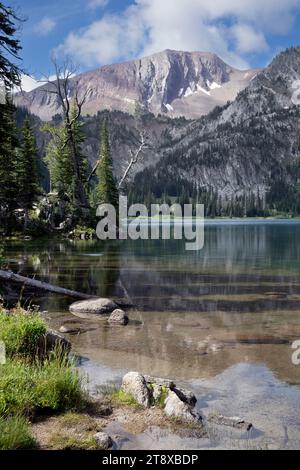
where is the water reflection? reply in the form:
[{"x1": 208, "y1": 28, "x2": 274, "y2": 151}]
[{"x1": 2, "y1": 221, "x2": 300, "y2": 382}]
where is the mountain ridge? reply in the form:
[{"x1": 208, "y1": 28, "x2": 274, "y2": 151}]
[{"x1": 15, "y1": 49, "x2": 259, "y2": 121}]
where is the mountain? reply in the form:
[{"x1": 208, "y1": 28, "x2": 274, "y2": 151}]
[
  {"x1": 17, "y1": 46, "x2": 300, "y2": 215},
  {"x1": 131, "y1": 46, "x2": 300, "y2": 210},
  {"x1": 15, "y1": 49, "x2": 259, "y2": 121}
]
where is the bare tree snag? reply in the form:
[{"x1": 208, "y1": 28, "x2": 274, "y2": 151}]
[
  {"x1": 40, "y1": 58, "x2": 90, "y2": 208},
  {"x1": 118, "y1": 131, "x2": 149, "y2": 190}
]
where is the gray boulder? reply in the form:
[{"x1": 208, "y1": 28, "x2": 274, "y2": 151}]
[
  {"x1": 94, "y1": 432, "x2": 113, "y2": 449},
  {"x1": 69, "y1": 298, "x2": 117, "y2": 317},
  {"x1": 108, "y1": 309, "x2": 129, "y2": 325},
  {"x1": 144, "y1": 375, "x2": 176, "y2": 389},
  {"x1": 172, "y1": 387, "x2": 197, "y2": 407},
  {"x1": 164, "y1": 391, "x2": 202, "y2": 424},
  {"x1": 152, "y1": 385, "x2": 163, "y2": 401},
  {"x1": 40, "y1": 329, "x2": 71, "y2": 354},
  {"x1": 121, "y1": 372, "x2": 151, "y2": 408},
  {"x1": 59, "y1": 325, "x2": 81, "y2": 334}
]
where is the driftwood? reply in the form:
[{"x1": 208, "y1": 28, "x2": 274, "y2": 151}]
[{"x1": 0, "y1": 269, "x2": 96, "y2": 300}]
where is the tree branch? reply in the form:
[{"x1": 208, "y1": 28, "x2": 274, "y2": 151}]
[{"x1": 118, "y1": 132, "x2": 148, "y2": 189}]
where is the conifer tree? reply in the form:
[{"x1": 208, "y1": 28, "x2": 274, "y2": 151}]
[
  {"x1": 0, "y1": 2, "x2": 22, "y2": 89},
  {"x1": 19, "y1": 118, "x2": 40, "y2": 228},
  {"x1": 0, "y1": 97, "x2": 19, "y2": 234},
  {"x1": 44, "y1": 103, "x2": 88, "y2": 203},
  {"x1": 44, "y1": 124, "x2": 73, "y2": 200},
  {"x1": 70, "y1": 103, "x2": 88, "y2": 187},
  {"x1": 95, "y1": 121, "x2": 119, "y2": 208}
]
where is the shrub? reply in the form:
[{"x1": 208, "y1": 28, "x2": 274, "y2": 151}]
[
  {"x1": 0, "y1": 416, "x2": 36, "y2": 450},
  {"x1": 0, "y1": 308, "x2": 46, "y2": 358}
]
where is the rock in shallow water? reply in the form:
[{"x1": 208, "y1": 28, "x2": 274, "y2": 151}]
[
  {"x1": 94, "y1": 432, "x2": 113, "y2": 449},
  {"x1": 172, "y1": 387, "x2": 197, "y2": 407},
  {"x1": 121, "y1": 372, "x2": 151, "y2": 408},
  {"x1": 164, "y1": 391, "x2": 202, "y2": 424},
  {"x1": 108, "y1": 309, "x2": 129, "y2": 325},
  {"x1": 69, "y1": 298, "x2": 117, "y2": 316},
  {"x1": 59, "y1": 325, "x2": 81, "y2": 334},
  {"x1": 144, "y1": 375, "x2": 176, "y2": 389},
  {"x1": 40, "y1": 329, "x2": 71, "y2": 353}
]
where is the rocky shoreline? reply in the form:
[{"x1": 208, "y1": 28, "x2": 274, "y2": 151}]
[{"x1": 42, "y1": 296, "x2": 254, "y2": 450}]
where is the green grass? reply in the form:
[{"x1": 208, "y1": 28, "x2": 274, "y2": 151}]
[
  {"x1": 49, "y1": 433, "x2": 98, "y2": 450},
  {"x1": 104, "y1": 387, "x2": 140, "y2": 408},
  {"x1": 0, "y1": 308, "x2": 87, "y2": 449},
  {"x1": 0, "y1": 352, "x2": 84, "y2": 417},
  {"x1": 56, "y1": 412, "x2": 98, "y2": 431},
  {"x1": 0, "y1": 416, "x2": 36, "y2": 450},
  {"x1": 0, "y1": 307, "x2": 46, "y2": 358},
  {"x1": 153, "y1": 385, "x2": 168, "y2": 408}
]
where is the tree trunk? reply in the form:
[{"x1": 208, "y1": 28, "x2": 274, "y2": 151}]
[{"x1": 0, "y1": 269, "x2": 96, "y2": 300}]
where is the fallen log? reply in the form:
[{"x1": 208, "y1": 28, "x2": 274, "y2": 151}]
[{"x1": 0, "y1": 269, "x2": 96, "y2": 300}]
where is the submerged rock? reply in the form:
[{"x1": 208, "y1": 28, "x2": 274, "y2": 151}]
[
  {"x1": 59, "y1": 325, "x2": 81, "y2": 334},
  {"x1": 164, "y1": 390, "x2": 202, "y2": 424},
  {"x1": 69, "y1": 298, "x2": 117, "y2": 316},
  {"x1": 208, "y1": 414, "x2": 252, "y2": 431},
  {"x1": 94, "y1": 432, "x2": 113, "y2": 449},
  {"x1": 121, "y1": 372, "x2": 151, "y2": 408},
  {"x1": 108, "y1": 309, "x2": 129, "y2": 325}
]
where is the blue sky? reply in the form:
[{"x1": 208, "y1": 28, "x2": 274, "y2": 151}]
[{"x1": 9, "y1": 0, "x2": 300, "y2": 90}]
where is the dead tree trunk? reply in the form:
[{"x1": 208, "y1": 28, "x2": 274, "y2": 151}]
[{"x1": 0, "y1": 269, "x2": 95, "y2": 300}]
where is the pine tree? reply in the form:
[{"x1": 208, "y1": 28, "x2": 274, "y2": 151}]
[
  {"x1": 19, "y1": 118, "x2": 40, "y2": 228},
  {"x1": 70, "y1": 103, "x2": 88, "y2": 187},
  {"x1": 0, "y1": 2, "x2": 22, "y2": 89},
  {"x1": 95, "y1": 120, "x2": 119, "y2": 208},
  {"x1": 44, "y1": 102, "x2": 89, "y2": 213},
  {"x1": 0, "y1": 96, "x2": 19, "y2": 234},
  {"x1": 44, "y1": 124, "x2": 73, "y2": 200}
]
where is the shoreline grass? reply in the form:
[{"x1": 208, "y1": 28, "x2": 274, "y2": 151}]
[{"x1": 0, "y1": 307, "x2": 87, "y2": 449}]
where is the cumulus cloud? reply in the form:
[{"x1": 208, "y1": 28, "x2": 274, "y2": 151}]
[
  {"x1": 56, "y1": 0, "x2": 300, "y2": 69},
  {"x1": 35, "y1": 17, "x2": 56, "y2": 36},
  {"x1": 231, "y1": 24, "x2": 269, "y2": 54}
]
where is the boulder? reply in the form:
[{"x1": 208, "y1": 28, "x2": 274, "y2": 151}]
[
  {"x1": 108, "y1": 309, "x2": 129, "y2": 325},
  {"x1": 152, "y1": 385, "x2": 163, "y2": 401},
  {"x1": 144, "y1": 375, "x2": 176, "y2": 389},
  {"x1": 164, "y1": 391, "x2": 202, "y2": 424},
  {"x1": 40, "y1": 329, "x2": 71, "y2": 353},
  {"x1": 94, "y1": 432, "x2": 113, "y2": 449},
  {"x1": 172, "y1": 387, "x2": 197, "y2": 407},
  {"x1": 59, "y1": 325, "x2": 81, "y2": 334},
  {"x1": 69, "y1": 298, "x2": 117, "y2": 317},
  {"x1": 121, "y1": 372, "x2": 151, "y2": 408}
]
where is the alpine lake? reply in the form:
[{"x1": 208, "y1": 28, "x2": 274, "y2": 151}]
[{"x1": 3, "y1": 219, "x2": 300, "y2": 449}]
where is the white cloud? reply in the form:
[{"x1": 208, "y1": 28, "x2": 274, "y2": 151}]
[
  {"x1": 88, "y1": 0, "x2": 109, "y2": 8},
  {"x1": 231, "y1": 24, "x2": 269, "y2": 54},
  {"x1": 56, "y1": 0, "x2": 300, "y2": 69},
  {"x1": 35, "y1": 17, "x2": 56, "y2": 36}
]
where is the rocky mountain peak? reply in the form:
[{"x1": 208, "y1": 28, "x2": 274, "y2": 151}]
[{"x1": 15, "y1": 49, "x2": 259, "y2": 121}]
